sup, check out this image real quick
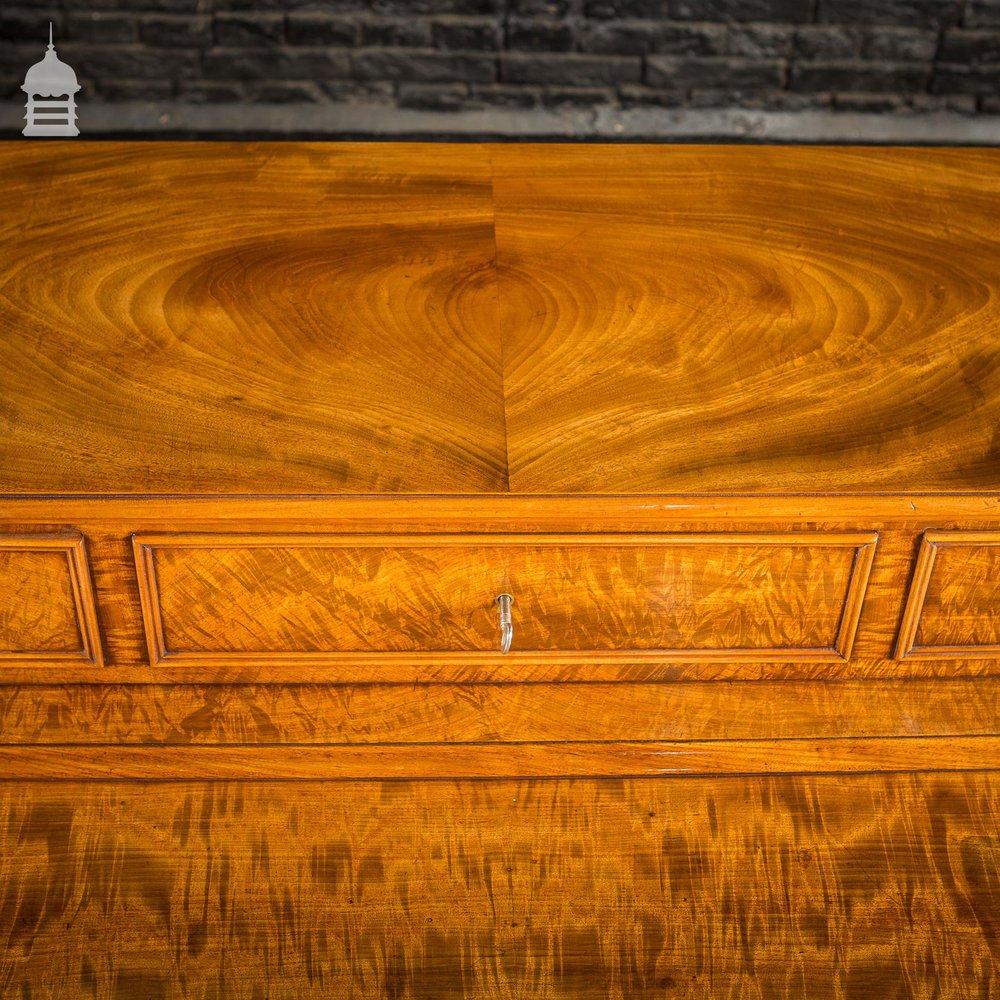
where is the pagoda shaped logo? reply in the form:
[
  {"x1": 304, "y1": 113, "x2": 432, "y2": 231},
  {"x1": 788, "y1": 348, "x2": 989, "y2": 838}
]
[{"x1": 22, "y1": 24, "x2": 80, "y2": 137}]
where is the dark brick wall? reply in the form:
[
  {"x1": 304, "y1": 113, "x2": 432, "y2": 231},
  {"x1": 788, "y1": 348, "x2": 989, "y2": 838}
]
[{"x1": 2, "y1": 0, "x2": 998, "y2": 115}]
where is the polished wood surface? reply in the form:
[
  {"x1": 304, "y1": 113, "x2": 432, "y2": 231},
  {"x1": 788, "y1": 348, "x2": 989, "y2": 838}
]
[
  {"x1": 494, "y1": 145, "x2": 1000, "y2": 493},
  {"x1": 0, "y1": 495, "x2": 996, "y2": 682},
  {"x1": 3, "y1": 144, "x2": 1000, "y2": 997},
  {"x1": 898, "y1": 531, "x2": 1000, "y2": 659},
  {"x1": 0, "y1": 143, "x2": 506, "y2": 494},
  {"x1": 2, "y1": 679, "x2": 998, "y2": 744},
  {"x1": 1, "y1": 775, "x2": 997, "y2": 997},
  {"x1": 3, "y1": 738, "x2": 998, "y2": 780},
  {"x1": 3, "y1": 143, "x2": 1000, "y2": 494},
  {"x1": 132, "y1": 531, "x2": 875, "y2": 666},
  {"x1": 0, "y1": 533, "x2": 102, "y2": 667}
]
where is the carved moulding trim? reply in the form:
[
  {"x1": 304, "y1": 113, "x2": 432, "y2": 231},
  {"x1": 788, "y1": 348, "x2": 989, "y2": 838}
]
[
  {"x1": 896, "y1": 530, "x2": 1000, "y2": 660},
  {"x1": 133, "y1": 531, "x2": 878, "y2": 669},
  {"x1": 0, "y1": 532, "x2": 103, "y2": 667}
]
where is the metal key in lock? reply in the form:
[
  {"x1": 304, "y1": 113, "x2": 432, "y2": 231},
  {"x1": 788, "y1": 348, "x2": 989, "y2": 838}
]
[{"x1": 495, "y1": 593, "x2": 514, "y2": 655}]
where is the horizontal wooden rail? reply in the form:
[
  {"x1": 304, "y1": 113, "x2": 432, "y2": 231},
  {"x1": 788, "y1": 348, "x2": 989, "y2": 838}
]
[{"x1": 0, "y1": 737, "x2": 996, "y2": 780}]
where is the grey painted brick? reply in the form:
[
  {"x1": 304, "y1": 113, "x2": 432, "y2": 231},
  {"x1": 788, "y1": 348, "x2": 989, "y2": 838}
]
[
  {"x1": 541, "y1": 84, "x2": 616, "y2": 103},
  {"x1": 508, "y1": 0, "x2": 580, "y2": 14},
  {"x1": 95, "y1": 78, "x2": 174, "y2": 100},
  {"x1": 371, "y1": 0, "x2": 501, "y2": 13},
  {"x1": 578, "y1": 21, "x2": 652, "y2": 53},
  {"x1": 688, "y1": 88, "x2": 831, "y2": 108},
  {"x1": 140, "y1": 16, "x2": 212, "y2": 48},
  {"x1": 507, "y1": 18, "x2": 577, "y2": 51},
  {"x1": 214, "y1": 14, "x2": 285, "y2": 47},
  {"x1": 176, "y1": 81, "x2": 246, "y2": 102},
  {"x1": 931, "y1": 62, "x2": 1000, "y2": 90},
  {"x1": 862, "y1": 27, "x2": 939, "y2": 60},
  {"x1": 203, "y1": 48, "x2": 352, "y2": 80},
  {"x1": 582, "y1": 20, "x2": 725, "y2": 55},
  {"x1": 433, "y1": 18, "x2": 503, "y2": 50},
  {"x1": 398, "y1": 81, "x2": 469, "y2": 109},
  {"x1": 619, "y1": 83, "x2": 687, "y2": 104},
  {"x1": 671, "y1": 0, "x2": 810, "y2": 23},
  {"x1": 321, "y1": 79, "x2": 395, "y2": 101},
  {"x1": 940, "y1": 28, "x2": 1000, "y2": 60},
  {"x1": 6, "y1": 0, "x2": 997, "y2": 125},
  {"x1": 654, "y1": 22, "x2": 727, "y2": 53},
  {"x1": 585, "y1": 1, "x2": 670, "y2": 17},
  {"x1": 66, "y1": 13, "x2": 137, "y2": 44},
  {"x1": 832, "y1": 90, "x2": 908, "y2": 110},
  {"x1": 756, "y1": 91, "x2": 834, "y2": 108},
  {"x1": 209, "y1": 0, "x2": 301, "y2": 8},
  {"x1": 501, "y1": 51, "x2": 641, "y2": 83},
  {"x1": 59, "y1": 44, "x2": 201, "y2": 79},
  {"x1": 353, "y1": 49, "x2": 497, "y2": 83},
  {"x1": 728, "y1": 24, "x2": 794, "y2": 57},
  {"x1": 790, "y1": 59, "x2": 930, "y2": 91},
  {"x1": 359, "y1": 18, "x2": 430, "y2": 47},
  {"x1": 817, "y1": 0, "x2": 961, "y2": 26},
  {"x1": 287, "y1": 14, "x2": 358, "y2": 47},
  {"x1": 794, "y1": 26, "x2": 861, "y2": 59},
  {"x1": 1, "y1": 11, "x2": 66, "y2": 44},
  {"x1": 469, "y1": 83, "x2": 541, "y2": 106},
  {"x1": 248, "y1": 80, "x2": 324, "y2": 101},
  {"x1": 647, "y1": 55, "x2": 785, "y2": 88},
  {"x1": 908, "y1": 92, "x2": 976, "y2": 110},
  {"x1": 965, "y1": 2, "x2": 1000, "y2": 27},
  {"x1": 73, "y1": 0, "x2": 200, "y2": 10}
]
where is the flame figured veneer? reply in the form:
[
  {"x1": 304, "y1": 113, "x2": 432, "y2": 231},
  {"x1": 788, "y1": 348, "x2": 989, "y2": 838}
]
[{"x1": 1, "y1": 143, "x2": 999, "y2": 997}]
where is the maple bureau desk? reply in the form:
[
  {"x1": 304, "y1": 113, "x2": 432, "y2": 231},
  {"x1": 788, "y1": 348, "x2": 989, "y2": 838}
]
[{"x1": 1, "y1": 142, "x2": 998, "y2": 997}]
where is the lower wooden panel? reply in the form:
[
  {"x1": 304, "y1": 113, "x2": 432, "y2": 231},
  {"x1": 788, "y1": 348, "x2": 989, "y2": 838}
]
[
  {"x1": 1, "y1": 680, "x2": 998, "y2": 744},
  {"x1": 0, "y1": 737, "x2": 997, "y2": 779},
  {"x1": 0, "y1": 774, "x2": 996, "y2": 998}
]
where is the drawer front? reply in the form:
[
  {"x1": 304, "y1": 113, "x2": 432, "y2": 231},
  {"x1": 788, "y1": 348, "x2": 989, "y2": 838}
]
[
  {"x1": 0, "y1": 534, "x2": 102, "y2": 666},
  {"x1": 897, "y1": 531, "x2": 1000, "y2": 658},
  {"x1": 133, "y1": 532, "x2": 877, "y2": 667}
]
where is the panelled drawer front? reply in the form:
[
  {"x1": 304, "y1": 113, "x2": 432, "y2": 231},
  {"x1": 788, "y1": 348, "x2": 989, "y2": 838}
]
[
  {"x1": 133, "y1": 532, "x2": 877, "y2": 666},
  {"x1": 0, "y1": 533, "x2": 103, "y2": 666},
  {"x1": 897, "y1": 531, "x2": 1000, "y2": 659}
]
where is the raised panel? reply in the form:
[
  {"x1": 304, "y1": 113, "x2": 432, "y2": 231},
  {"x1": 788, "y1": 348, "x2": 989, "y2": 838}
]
[
  {"x1": 133, "y1": 532, "x2": 877, "y2": 672},
  {"x1": 0, "y1": 533, "x2": 103, "y2": 667},
  {"x1": 896, "y1": 531, "x2": 1000, "y2": 659}
]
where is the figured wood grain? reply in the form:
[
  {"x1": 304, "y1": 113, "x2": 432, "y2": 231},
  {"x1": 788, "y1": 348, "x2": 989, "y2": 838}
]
[
  {"x1": 3, "y1": 144, "x2": 1000, "y2": 494},
  {"x1": 3, "y1": 143, "x2": 1000, "y2": 1000},
  {"x1": 898, "y1": 531, "x2": 1000, "y2": 659},
  {"x1": 492, "y1": 145, "x2": 1000, "y2": 493},
  {"x1": 0, "y1": 496, "x2": 994, "y2": 681},
  {"x1": 5, "y1": 493, "x2": 1000, "y2": 526},
  {"x1": 0, "y1": 775, "x2": 997, "y2": 997},
  {"x1": 133, "y1": 532, "x2": 876, "y2": 669},
  {"x1": 0, "y1": 534, "x2": 102, "y2": 667},
  {"x1": 1, "y1": 680, "x2": 999, "y2": 745},
  {"x1": 0, "y1": 142, "x2": 507, "y2": 494},
  {"x1": 1, "y1": 737, "x2": 998, "y2": 779}
]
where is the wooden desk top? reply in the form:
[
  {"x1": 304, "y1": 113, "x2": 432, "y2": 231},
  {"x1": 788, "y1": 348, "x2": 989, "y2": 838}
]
[{"x1": 2, "y1": 141, "x2": 999, "y2": 495}]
